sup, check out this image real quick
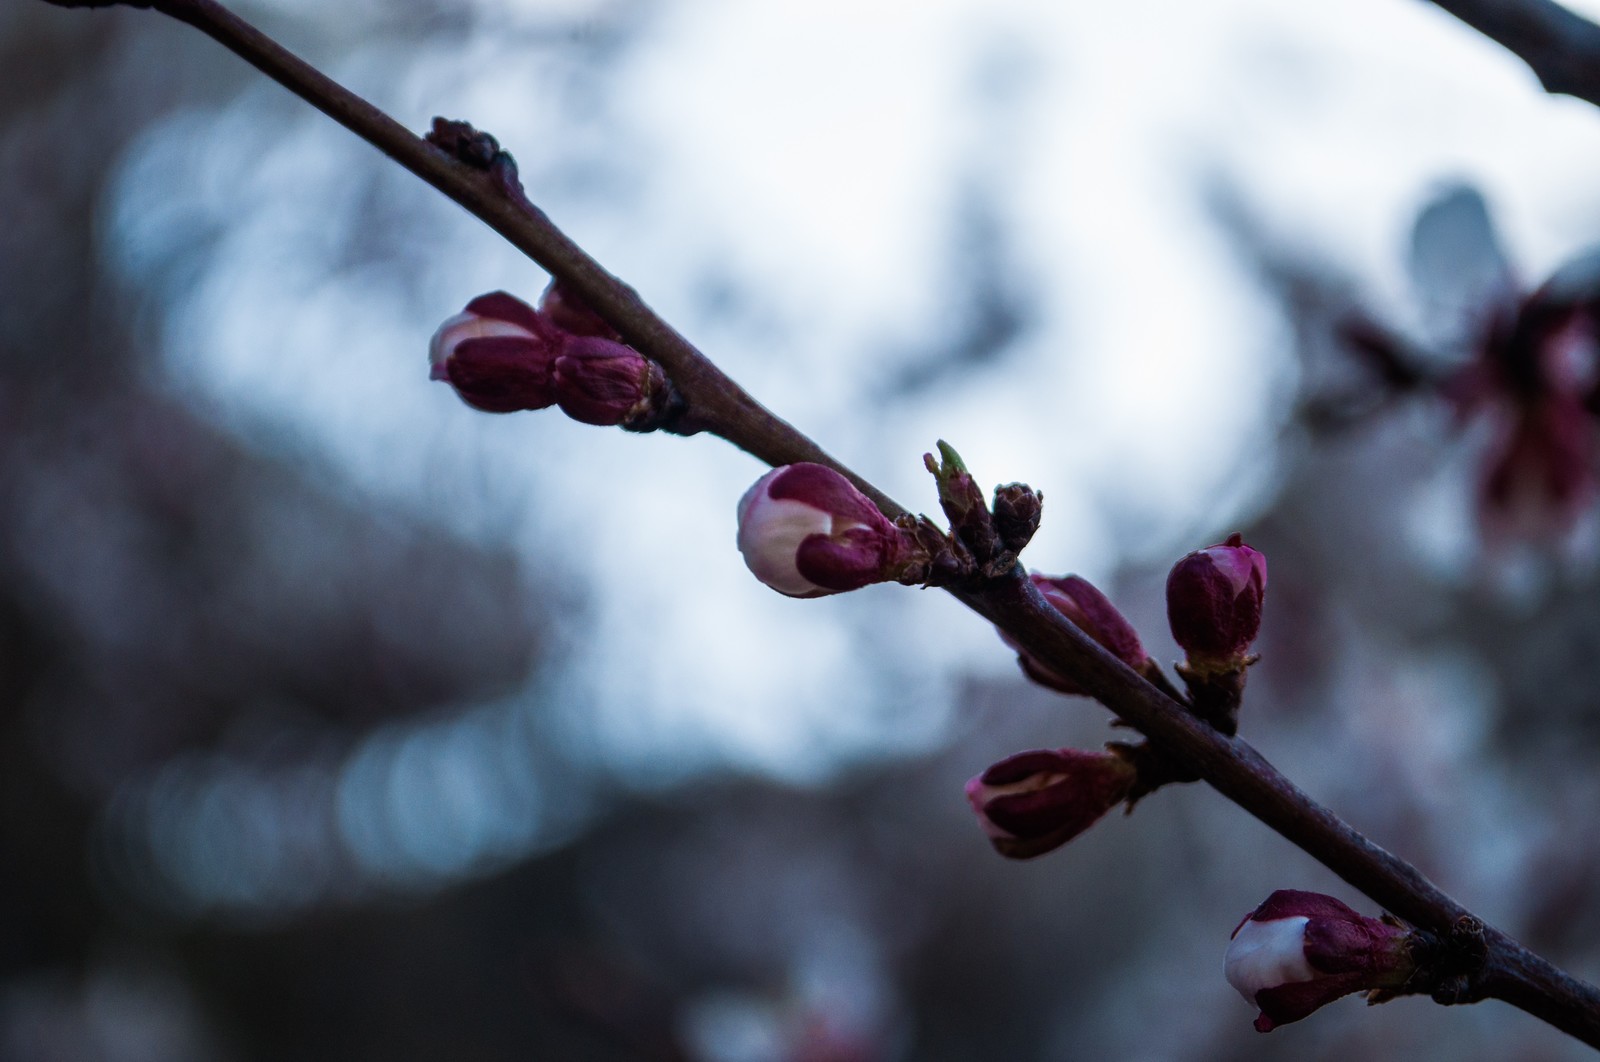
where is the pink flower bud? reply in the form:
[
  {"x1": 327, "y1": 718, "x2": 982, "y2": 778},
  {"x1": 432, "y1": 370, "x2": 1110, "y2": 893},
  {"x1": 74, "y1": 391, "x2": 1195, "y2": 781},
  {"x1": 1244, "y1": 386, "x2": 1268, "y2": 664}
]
[
  {"x1": 428, "y1": 292, "x2": 559, "y2": 413},
  {"x1": 1165, "y1": 533, "x2": 1267, "y2": 669},
  {"x1": 1226, "y1": 890, "x2": 1416, "y2": 1032},
  {"x1": 1002, "y1": 574, "x2": 1148, "y2": 695},
  {"x1": 736, "y1": 464, "x2": 908, "y2": 598},
  {"x1": 551, "y1": 335, "x2": 665, "y2": 426},
  {"x1": 538, "y1": 278, "x2": 622, "y2": 340},
  {"x1": 964, "y1": 747, "x2": 1137, "y2": 859}
]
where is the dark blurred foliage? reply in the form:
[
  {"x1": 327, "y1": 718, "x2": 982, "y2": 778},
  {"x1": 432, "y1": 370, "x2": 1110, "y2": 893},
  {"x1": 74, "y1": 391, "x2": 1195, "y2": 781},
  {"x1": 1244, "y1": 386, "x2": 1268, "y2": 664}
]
[{"x1": 4, "y1": 3, "x2": 1600, "y2": 1061}]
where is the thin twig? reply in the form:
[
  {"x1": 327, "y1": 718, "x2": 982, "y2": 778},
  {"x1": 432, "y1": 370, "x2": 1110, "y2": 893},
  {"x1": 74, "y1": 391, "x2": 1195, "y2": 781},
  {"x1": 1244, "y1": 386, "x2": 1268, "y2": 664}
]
[
  {"x1": 41, "y1": 0, "x2": 1600, "y2": 1048},
  {"x1": 1425, "y1": 0, "x2": 1600, "y2": 109}
]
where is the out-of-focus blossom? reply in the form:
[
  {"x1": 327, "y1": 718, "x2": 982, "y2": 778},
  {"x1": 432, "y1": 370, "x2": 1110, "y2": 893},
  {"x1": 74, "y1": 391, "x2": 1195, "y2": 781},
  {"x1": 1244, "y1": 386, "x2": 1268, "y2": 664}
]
[
  {"x1": 1448, "y1": 271, "x2": 1600, "y2": 539},
  {"x1": 1478, "y1": 394, "x2": 1597, "y2": 539},
  {"x1": 964, "y1": 747, "x2": 1136, "y2": 859},
  {"x1": 1166, "y1": 534, "x2": 1267, "y2": 671},
  {"x1": 1346, "y1": 187, "x2": 1600, "y2": 539},
  {"x1": 1003, "y1": 573, "x2": 1148, "y2": 695},
  {"x1": 736, "y1": 464, "x2": 911, "y2": 598},
  {"x1": 428, "y1": 291, "x2": 560, "y2": 413},
  {"x1": 1225, "y1": 890, "x2": 1416, "y2": 1032}
]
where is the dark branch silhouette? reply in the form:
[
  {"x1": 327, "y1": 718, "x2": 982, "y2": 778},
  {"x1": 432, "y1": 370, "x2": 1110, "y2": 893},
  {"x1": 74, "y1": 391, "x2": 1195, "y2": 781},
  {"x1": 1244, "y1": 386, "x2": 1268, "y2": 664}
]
[{"x1": 1427, "y1": 0, "x2": 1600, "y2": 109}]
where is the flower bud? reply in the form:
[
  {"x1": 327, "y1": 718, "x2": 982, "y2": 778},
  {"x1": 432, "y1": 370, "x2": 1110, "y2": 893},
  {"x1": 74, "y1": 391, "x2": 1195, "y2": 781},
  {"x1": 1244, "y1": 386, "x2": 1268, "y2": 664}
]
[
  {"x1": 1226, "y1": 890, "x2": 1417, "y2": 1032},
  {"x1": 551, "y1": 335, "x2": 665, "y2": 426},
  {"x1": 428, "y1": 292, "x2": 559, "y2": 413},
  {"x1": 964, "y1": 747, "x2": 1137, "y2": 859},
  {"x1": 924, "y1": 441, "x2": 1001, "y2": 564},
  {"x1": 538, "y1": 278, "x2": 622, "y2": 340},
  {"x1": 736, "y1": 464, "x2": 910, "y2": 598},
  {"x1": 1004, "y1": 574, "x2": 1148, "y2": 695},
  {"x1": 991, "y1": 483, "x2": 1042, "y2": 554},
  {"x1": 1165, "y1": 533, "x2": 1267, "y2": 670}
]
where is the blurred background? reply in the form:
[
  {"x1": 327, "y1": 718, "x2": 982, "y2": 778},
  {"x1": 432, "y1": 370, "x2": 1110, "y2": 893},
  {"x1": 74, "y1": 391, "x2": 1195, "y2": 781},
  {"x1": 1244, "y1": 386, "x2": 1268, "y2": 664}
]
[{"x1": 5, "y1": 0, "x2": 1600, "y2": 1058}]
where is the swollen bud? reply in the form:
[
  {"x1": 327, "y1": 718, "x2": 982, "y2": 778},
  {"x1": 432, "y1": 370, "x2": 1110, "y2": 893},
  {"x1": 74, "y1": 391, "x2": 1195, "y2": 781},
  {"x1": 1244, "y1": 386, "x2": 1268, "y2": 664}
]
[
  {"x1": 1166, "y1": 533, "x2": 1267, "y2": 671},
  {"x1": 964, "y1": 747, "x2": 1138, "y2": 859},
  {"x1": 552, "y1": 336, "x2": 667, "y2": 427},
  {"x1": 736, "y1": 464, "x2": 912, "y2": 598},
  {"x1": 1226, "y1": 890, "x2": 1418, "y2": 1032},
  {"x1": 428, "y1": 292, "x2": 559, "y2": 413},
  {"x1": 991, "y1": 483, "x2": 1042, "y2": 554}
]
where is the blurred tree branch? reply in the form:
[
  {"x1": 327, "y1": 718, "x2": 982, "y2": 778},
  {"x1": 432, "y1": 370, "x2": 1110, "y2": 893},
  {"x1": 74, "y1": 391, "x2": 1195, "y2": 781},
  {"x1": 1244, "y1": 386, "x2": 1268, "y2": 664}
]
[
  {"x1": 1427, "y1": 0, "x2": 1600, "y2": 108},
  {"x1": 37, "y1": 0, "x2": 1600, "y2": 1049}
]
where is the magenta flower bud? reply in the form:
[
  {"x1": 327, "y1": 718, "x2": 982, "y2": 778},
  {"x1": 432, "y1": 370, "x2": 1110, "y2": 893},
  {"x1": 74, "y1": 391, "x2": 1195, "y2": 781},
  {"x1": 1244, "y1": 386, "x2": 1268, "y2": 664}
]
[
  {"x1": 1226, "y1": 890, "x2": 1417, "y2": 1032},
  {"x1": 1003, "y1": 573, "x2": 1148, "y2": 695},
  {"x1": 1166, "y1": 533, "x2": 1268, "y2": 670},
  {"x1": 538, "y1": 278, "x2": 622, "y2": 340},
  {"x1": 736, "y1": 464, "x2": 909, "y2": 598},
  {"x1": 428, "y1": 291, "x2": 559, "y2": 413},
  {"x1": 964, "y1": 747, "x2": 1137, "y2": 859},
  {"x1": 551, "y1": 335, "x2": 665, "y2": 426}
]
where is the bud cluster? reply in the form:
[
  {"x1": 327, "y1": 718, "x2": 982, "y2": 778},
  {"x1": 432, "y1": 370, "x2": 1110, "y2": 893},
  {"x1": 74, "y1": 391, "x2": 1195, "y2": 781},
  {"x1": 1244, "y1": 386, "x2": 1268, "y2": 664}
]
[
  {"x1": 923, "y1": 441, "x2": 1041, "y2": 578},
  {"x1": 728, "y1": 454, "x2": 1276, "y2": 872},
  {"x1": 734, "y1": 443, "x2": 1042, "y2": 599},
  {"x1": 429, "y1": 283, "x2": 679, "y2": 431},
  {"x1": 992, "y1": 532, "x2": 1265, "y2": 729}
]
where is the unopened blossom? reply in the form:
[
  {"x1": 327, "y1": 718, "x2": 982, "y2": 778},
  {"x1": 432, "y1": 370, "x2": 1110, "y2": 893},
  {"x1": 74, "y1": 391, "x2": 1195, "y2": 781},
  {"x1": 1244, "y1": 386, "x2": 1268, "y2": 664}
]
[
  {"x1": 991, "y1": 483, "x2": 1042, "y2": 554},
  {"x1": 1166, "y1": 533, "x2": 1267, "y2": 671},
  {"x1": 1004, "y1": 574, "x2": 1148, "y2": 695},
  {"x1": 964, "y1": 747, "x2": 1137, "y2": 859},
  {"x1": 736, "y1": 464, "x2": 911, "y2": 598},
  {"x1": 428, "y1": 291, "x2": 559, "y2": 413},
  {"x1": 1226, "y1": 890, "x2": 1417, "y2": 1032},
  {"x1": 551, "y1": 335, "x2": 666, "y2": 426}
]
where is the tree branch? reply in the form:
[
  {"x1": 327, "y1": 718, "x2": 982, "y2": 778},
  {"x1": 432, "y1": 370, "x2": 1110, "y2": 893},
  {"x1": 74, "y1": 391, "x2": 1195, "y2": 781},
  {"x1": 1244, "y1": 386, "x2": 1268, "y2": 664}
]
[
  {"x1": 1425, "y1": 0, "x2": 1600, "y2": 109},
  {"x1": 42, "y1": 0, "x2": 1600, "y2": 1047}
]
